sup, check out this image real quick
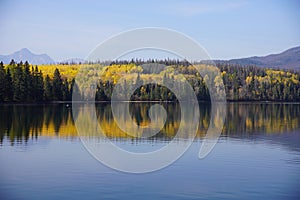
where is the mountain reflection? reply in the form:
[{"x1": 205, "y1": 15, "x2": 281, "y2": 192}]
[{"x1": 0, "y1": 103, "x2": 299, "y2": 145}]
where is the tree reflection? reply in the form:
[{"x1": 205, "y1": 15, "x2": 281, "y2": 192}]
[
  {"x1": 0, "y1": 104, "x2": 74, "y2": 145},
  {"x1": 0, "y1": 103, "x2": 299, "y2": 145}
]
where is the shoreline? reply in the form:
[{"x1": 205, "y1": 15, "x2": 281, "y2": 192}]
[{"x1": 1, "y1": 100, "x2": 300, "y2": 105}]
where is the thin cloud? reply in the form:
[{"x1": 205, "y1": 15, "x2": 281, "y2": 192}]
[{"x1": 164, "y1": 1, "x2": 248, "y2": 16}]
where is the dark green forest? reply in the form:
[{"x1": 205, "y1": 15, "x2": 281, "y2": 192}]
[
  {"x1": 0, "y1": 60, "x2": 300, "y2": 102},
  {"x1": 0, "y1": 60, "x2": 73, "y2": 102}
]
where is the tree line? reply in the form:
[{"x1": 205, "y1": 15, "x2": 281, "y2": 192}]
[
  {"x1": 0, "y1": 60, "x2": 74, "y2": 102},
  {"x1": 0, "y1": 60, "x2": 300, "y2": 102}
]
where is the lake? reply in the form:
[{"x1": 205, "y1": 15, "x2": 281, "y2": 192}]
[{"x1": 0, "y1": 103, "x2": 300, "y2": 200}]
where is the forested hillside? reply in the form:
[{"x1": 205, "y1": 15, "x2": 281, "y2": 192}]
[{"x1": 0, "y1": 60, "x2": 299, "y2": 102}]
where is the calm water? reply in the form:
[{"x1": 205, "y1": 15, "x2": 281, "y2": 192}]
[{"x1": 0, "y1": 103, "x2": 300, "y2": 200}]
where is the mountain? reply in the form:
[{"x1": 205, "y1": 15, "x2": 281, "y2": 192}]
[
  {"x1": 213, "y1": 46, "x2": 300, "y2": 70},
  {"x1": 0, "y1": 48, "x2": 55, "y2": 65},
  {"x1": 1, "y1": 46, "x2": 300, "y2": 69}
]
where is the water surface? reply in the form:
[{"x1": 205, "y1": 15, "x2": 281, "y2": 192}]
[{"x1": 0, "y1": 103, "x2": 299, "y2": 200}]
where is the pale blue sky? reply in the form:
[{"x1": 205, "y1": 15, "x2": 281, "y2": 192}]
[{"x1": 0, "y1": 0, "x2": 299, "y2": 61}]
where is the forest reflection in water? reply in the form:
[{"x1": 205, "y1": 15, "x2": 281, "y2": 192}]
[{"x1": 0, "y1": 102, "x2": 300, "y2": 145}]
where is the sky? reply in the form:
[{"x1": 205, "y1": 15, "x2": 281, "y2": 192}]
[{"x1": 0, "y1": 0, "x2": 299, "y2": 61}]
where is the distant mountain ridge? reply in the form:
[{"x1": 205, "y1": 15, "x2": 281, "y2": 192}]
[
  {"x1": 1, "y1": 46, "x2": 300, "y2": 69},
  {"x1": 0, "y1": 48, "x2": 55, "y2": 65},
  {"x1": 213, "y1": 46, "x2": 300, "y2": 70}
]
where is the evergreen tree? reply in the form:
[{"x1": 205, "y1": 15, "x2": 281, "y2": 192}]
[
  {"x1": 44, "y1": 75, "x2": 53, "y2": 101},
  {"x1": 62, "y1": 79, "x2": 70, "y2": 101},
  {"x1": 4, "y1": 68, "x2": 13, "y2": 101},
  {"x1": 23, "y1": 61, "x2": 32, "y2": 101},
  {"x1": 12, "y1": 63, "x2": 24, "y2": 101},
  {"x1": 34, "y1": 67, "x2": 44, "y2": 101},
  {"x1": 52, "y1": 68, "x2": 63, "y2": 101},
  {"x1": 69, "y1": 78, "x2": 76, "y2": 101},
  {"x1": 0, "y1": 62, "x2": 5, "y2": 101}
]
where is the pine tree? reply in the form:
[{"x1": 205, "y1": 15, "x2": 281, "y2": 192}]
[
  {"x1": 69, "y1": 78, "x2": 75, "y2": 101},
  {"x1": 62, "y1": 79, "x2": 70, "y2": 101},
  {"x1": 44, "y1": 75, "x2": 52, "y2": 101},
  {"x1": 52, "y1": 68, "x2": 63, "y2": 101},
  {"x1": 12, "y1": 63, "x2": 24, "y2": 101},
  {"x1": 0, "y1": 62, "x2": 5, "y2": 101},
  {"x1": 23, "y1": 61, "x2": 32, "y2": 101},
  {"x1": 35, "y1": 67, "x2": 44, "y2": 101},
  {"x1": 4, "y1": 68, "x2": 13, "y2": 101}
]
